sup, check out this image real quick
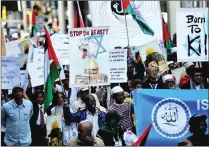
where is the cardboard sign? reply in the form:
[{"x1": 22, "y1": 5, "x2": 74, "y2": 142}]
[
  {"x1": 176, "y1": 8, "x2": 208, "y2": 62},
  {"x1": 1, "y1": 56, "x2": 20, "y2": 89}
]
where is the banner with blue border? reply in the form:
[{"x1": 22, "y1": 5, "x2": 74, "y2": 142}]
[{"x1": 132, "y1": 89, "x2": 208, "y2": 146}]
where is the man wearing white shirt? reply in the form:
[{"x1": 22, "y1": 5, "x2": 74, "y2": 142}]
[{"x1": 30, "y1": 91, "x2": 48, "y2": 146}]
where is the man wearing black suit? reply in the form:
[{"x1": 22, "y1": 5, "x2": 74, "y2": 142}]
[
  {"x1": 30, "y1": 91, "x2": 48, "y2": 146},
  {"x1": 142, "y1": 67, "x2": 165, "y2": 89}
]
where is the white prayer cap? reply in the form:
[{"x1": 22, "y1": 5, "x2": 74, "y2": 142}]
[
  {"x1": 162, "y1": 74, "x2": 174, "y2": 83},
  {"x1": 184, "y1": 62, "x2": 194, "y2": 69},
  {"x1": 12, "y1": 33, "x2": 18, "y2": 39},
  {"x1": 111, "y1": 86, "x2": 123, "y2": 95}
]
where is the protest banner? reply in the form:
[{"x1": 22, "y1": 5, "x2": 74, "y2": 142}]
[
  {"x1": 46, "y1": 115, "x2": 63, "y2": 146},
  {"x1": 171, "y1": 67, "x2": 187, "y2": 85},
  {"x1": 33, "y1": 48, "x2": 44, "y2": 62},
  {"x1": 133, "y1": 89, "x2": 208, "y2": 146},
  {"x1": 18, "y1": 54, "x2": 28, "y2": 70},
  {"x1": 109, "y1": 49, "x2": 127, "y2": 83},
  {"x1": 134, "y1": 40, "x2": 169, "y2": 74},
  {"x1": 89, "y1": 1, "x2": 163, "y2": 47},
  {"x1": 27, "y1": 61, "x2": 66, "y2": 87},
  {"x1": 69, "y1": 27, "x2": 110, "y2": 87},
  {"x1": 5, "y1": 40, "x2": 21, "y2": 56},
  {"x1": 1, "y1": 56, "x2": 20, "y2": 89},
  {"x1": 51, "y1": 34, "x2": 70, "y2": 65},
  {"x1": 176, "y1": 8, "x2": 208, "y2": 62},
  {"x1": 20, "y1": 70, "x2": 26, "y2": 86}
]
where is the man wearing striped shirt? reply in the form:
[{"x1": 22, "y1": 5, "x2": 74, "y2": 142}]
[{"x1": 108, "y1": 86, "x2": 135, "y2": 133}]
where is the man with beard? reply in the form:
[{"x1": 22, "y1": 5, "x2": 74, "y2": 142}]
[
  {"x1": 181, "y1": 68, "x2": 207, "y2": 89},
  {"x1": 64, "y1": 94, "x2": 106, "y2": 136},
  {"x1": 162, "y1": 74, "x2": 179, "y2": 89},
  {"x1": 178, "y1": 115, "x2": 209, "y2": 146},
  {"x1": 68, "y1": 120, "x2": 104, "y2": 146}
]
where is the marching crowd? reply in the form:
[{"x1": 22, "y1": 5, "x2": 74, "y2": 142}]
[{"x1": 1, "y1": 55, "x2": 209, "y2": 146}]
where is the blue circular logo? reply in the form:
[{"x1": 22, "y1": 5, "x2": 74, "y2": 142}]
[{"x1": 152, "y1": 98, "x2": 191, "y2": 139}]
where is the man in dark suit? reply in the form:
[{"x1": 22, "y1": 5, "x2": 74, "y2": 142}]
[
  {"x1": 30, "y1": 90, "x2": 48, "y2": 146},
  {"x1": 181, "y1": 68, "x2": 207, "y2": 89},
  {"x1": 142, "y1": 67, "x2": 165, "y2": 89}
]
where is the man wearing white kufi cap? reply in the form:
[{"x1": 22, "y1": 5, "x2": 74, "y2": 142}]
[
  {"x1": 162, "y1": 74, "x2": 178, "y2": 89},
  {"x1": 108, "y1": 86, "x2": 135, "y2": 133}
]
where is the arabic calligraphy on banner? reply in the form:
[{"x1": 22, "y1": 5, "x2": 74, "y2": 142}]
[{"x1": 133, "y1": 89, "x2": 208, "y2": 146}]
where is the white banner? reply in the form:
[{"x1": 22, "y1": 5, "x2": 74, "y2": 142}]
[
  {"x1": 20, "y1": 70, "x2": 26, "y2": 86},
  {"x1": 69, "y1": 27, "x2": 110, "y2": 87},
  {"x1": 1, "y1": 56, "x2": 20, "y2": 89},
  {"x1": 109, "y1": 49, "x2": 127, "y2": 83},
  {"x1": 176, "y1": 8, "x2": 208, "y2": 62}
]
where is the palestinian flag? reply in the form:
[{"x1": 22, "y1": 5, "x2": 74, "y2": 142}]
[
  {"x1": 31, "y1": 9, "x2": 37, "y2": 37},
  {"x1": 74, "y1": 1, "x2": 85, "y2": 28},
  {"x1": 44, "y1": 26, "x2": 61, "y2": 112},
  {"x1": 122, "y1": 0, "x2": 154, "y2": 36},
  {"x1": 162, "y1": 18, "x2": 172, "y2": 53},
  {"x1": 132, "y1": 124, "x2": 152, "y2": 146}
]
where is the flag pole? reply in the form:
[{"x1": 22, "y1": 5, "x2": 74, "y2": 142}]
[{"x1": 124, "y1": 14, "x2": 130, "y2": 46}]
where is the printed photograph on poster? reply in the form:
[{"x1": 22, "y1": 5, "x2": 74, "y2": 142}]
[
  {"x1": 176, "y1": 8, "x2": 208, "y2": 62},
  {"x1": 134, "y1": 40, "x2": 169, "y2": 74},
  {"x1": 69, "y1": 27, "x2": 110, "y2": 87},
  {"x1": 46, "y1": 115, "x2": 63, "y2": 146}
]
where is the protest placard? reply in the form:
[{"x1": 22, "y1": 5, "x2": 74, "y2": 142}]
[
  {"x1": 89, "y1": 1, "x2": 163, "y2": 47},
  {"x1": 135, "y1": 40, "x2": 169, "y2": 74},
  {"x1": 5, "y1": 40, "x2": 21, "y2": 56},
  {"x1": 51, "y1": 34, "x2": 70, "y2": 65},
  {"x1": 27, "y1": 62, "x2": 44, "y2": 87},
  {"x1": 176, "y1": 8, "x2": 208, "y2": 62},
  {"x1": 33, "y1": 48, "x2": 44, "y2": 62},
  {"x1": 69, "y1": 27, "x2": 110, "y2": 87},
  {"x1": 28, "y1": 61, "x2": 66, "y2": 87},
  {"x1": 109, "y1": 49, "x2": 127, "y2": 83},
  {"x1": 1, "y1": 56, "x2": 20, "y2": 89},
  {"x1": 20, "y1": 70, "x2": 26, "y2": 86}
]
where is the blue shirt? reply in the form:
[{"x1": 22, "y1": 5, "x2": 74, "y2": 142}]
[{"x1": 1, "y1": 99, "x2": 33, "y2": 146}]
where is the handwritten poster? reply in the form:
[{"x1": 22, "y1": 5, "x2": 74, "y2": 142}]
[
  {"x1": 176, "y1": 8, "x2": 208, "y2": 62},
  {"x1": 1, "y1": 56, "x2": 20, "y2": 89},
  {"x1": 33, "y1": 48, "x2": 44, "y2": 62},
  {"x1": 109, "y1": 49, "x2": 127, "y2": 83},
  {"x1": 69, "y1": 27, "x2": 110, "y2": 87},
  {"x1": 51, "y1": 34, "x2": 70, "y2": 65},
  {"x1": 27, "y1": 61, "x2": 66, "y2": 87},
  {"x1": 20, "y1": 70, "x2": 27, "y2": 86},
  {"x1": 134, "y1": 40, "x2": 169, "y2": 74},
  {"x1": 5, "y1": 40, "x2": 21, "y2": 56}
]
